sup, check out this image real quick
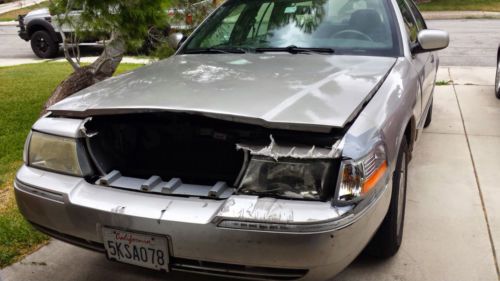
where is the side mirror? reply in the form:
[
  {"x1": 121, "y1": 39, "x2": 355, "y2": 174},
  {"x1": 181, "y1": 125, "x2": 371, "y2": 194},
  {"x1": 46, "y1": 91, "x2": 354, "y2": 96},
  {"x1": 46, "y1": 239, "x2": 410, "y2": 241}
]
[
  {"x1": 413, "y1": 29, "x2": 449, "y2": 54},
  {"x1": 168, "y1": 33, "x2": 185, "y2": 50}
]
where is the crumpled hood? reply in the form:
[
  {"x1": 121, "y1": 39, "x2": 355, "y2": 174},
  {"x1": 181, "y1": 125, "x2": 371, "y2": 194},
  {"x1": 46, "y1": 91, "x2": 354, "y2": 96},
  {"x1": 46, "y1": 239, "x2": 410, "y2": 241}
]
[{"x1": 50, "y1": 54, "x2": 396, "y2": 132}]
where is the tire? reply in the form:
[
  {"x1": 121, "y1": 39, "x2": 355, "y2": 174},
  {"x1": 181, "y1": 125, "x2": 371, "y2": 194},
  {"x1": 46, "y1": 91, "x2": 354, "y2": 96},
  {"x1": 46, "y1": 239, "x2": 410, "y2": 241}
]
[
  {"x1": 366, "y1": 138, "x2": 408, "y2": 258},
  {"x1": 423, "y1": 99, "x2": 433, "y2": 128},
  {"x1": 495, "y1": 53, "x2": 500, "y2": 99},
  {"x1": 30, "y1": 30, "x2": 59, "y2": 58}
]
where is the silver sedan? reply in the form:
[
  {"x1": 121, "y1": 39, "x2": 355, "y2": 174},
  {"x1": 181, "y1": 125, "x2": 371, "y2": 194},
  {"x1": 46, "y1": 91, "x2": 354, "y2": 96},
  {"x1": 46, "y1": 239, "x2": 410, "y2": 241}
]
[{"x1": 15, "y1": 0, "x2": 448, "y2": 280}]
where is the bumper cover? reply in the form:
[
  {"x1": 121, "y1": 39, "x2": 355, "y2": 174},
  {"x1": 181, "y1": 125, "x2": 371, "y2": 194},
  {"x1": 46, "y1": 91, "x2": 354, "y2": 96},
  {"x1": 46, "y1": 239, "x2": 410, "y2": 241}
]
[
  {"x1": 17, "y1": 15, "x2": 29, "y2": 41},
  {"x1": 14, "y1": 165, "x2": 391, "y2": 281}
]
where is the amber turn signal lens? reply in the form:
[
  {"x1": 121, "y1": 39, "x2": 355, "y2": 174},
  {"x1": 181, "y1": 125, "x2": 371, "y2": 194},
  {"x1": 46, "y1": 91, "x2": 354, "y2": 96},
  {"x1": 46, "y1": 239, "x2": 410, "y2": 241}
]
[{"x1": 362, "y1": 160, "x2": 387, "y2": 193}]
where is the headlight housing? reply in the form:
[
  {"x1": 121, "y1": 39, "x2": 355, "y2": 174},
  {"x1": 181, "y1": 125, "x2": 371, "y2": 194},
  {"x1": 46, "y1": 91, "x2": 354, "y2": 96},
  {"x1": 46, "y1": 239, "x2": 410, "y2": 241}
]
[
  {"x1": 238, "y1": 156, "x2": 334, "y2": 200},
  {"x1": 27, "y1": 131, "x2": 92, "y2": 176},
  {"x1": 337, "y1": 144, "x2": 388, "y2": 202}
]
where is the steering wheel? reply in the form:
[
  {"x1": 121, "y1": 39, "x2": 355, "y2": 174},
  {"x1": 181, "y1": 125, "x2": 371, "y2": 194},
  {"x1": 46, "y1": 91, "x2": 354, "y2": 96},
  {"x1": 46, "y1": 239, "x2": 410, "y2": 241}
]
[{"x1": 333, "y1": 29, "x2": 373, "y2": 41}]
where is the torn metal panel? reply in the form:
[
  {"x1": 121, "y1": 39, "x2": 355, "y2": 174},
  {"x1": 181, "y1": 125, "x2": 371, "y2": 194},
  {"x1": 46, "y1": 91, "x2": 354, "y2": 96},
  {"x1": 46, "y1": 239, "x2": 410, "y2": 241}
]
[
  {"x1": 79, "y1": 117, "x2": 98, "y2": 138},
  {"x1": 236, "y1": 135, "x2": 343, "y2": 160},
  {"x1": 216, "y1": 195, "x2": 348, "y2": 224}
]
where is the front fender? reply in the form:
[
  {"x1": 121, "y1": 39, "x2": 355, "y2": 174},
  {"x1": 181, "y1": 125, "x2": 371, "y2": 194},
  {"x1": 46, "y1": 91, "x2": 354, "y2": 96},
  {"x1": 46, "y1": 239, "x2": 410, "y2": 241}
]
[{"x1": 342, "y1": 58, "x2": 418, "y2": 173}]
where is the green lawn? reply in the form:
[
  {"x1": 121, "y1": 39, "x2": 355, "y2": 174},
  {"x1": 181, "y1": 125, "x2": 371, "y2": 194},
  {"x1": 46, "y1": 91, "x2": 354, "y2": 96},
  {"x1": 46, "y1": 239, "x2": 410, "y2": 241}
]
[
  {"x1": 0, "y1": 62, "x2": 143, "y2": 268},
  {"x1": 418, "y1": 0, "x2": 500, "y2": 12},
  {"x1": 0, "y1": 1, "x2": 49, "y2": 21}
]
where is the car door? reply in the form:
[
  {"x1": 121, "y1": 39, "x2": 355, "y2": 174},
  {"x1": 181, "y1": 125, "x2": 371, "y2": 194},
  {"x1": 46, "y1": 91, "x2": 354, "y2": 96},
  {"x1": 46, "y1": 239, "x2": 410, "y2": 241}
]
[
  {"x1": 396, "y1": 0, "x2": 426, "y2": 122},
  {"x1": 407, "y1": 0, "x2": 436, "y2": 115}
]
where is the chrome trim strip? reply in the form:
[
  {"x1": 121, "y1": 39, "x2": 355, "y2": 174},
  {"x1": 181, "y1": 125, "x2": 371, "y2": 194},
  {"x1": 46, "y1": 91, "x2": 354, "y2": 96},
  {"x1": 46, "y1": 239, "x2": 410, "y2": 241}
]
[{"x1": 15, "y1": 179, "x2": 65, "y2": 204}]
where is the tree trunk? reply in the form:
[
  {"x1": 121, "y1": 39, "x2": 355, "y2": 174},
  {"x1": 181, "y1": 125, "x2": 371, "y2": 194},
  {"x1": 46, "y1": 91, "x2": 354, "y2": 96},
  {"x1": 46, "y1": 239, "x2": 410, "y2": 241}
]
[{"x1": 41, "y1": 33, "x2": 126, "y2": 115}]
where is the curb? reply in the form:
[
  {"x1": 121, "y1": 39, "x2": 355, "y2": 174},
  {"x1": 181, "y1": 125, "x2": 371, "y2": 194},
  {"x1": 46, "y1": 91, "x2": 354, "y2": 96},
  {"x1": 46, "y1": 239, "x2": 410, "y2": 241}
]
[
  {"x1": 0, "y1": 21, "x2": 17, "y2": 26},
  {"x1": 0, "y1": 57, "x2": 153, "y2": 68},
  {"x1": 422, "y1": 11, "x2": 500, "y2": 20}
]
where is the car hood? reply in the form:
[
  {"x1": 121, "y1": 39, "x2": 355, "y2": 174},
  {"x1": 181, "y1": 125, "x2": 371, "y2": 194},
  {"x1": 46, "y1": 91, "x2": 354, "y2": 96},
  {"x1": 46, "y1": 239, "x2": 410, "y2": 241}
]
[
  {"x1": 50, "y1": 54, "x2": 396, "y2": 133},
  {"x1": 25, "y1": 8, "x2": 50, "y2": 20}
]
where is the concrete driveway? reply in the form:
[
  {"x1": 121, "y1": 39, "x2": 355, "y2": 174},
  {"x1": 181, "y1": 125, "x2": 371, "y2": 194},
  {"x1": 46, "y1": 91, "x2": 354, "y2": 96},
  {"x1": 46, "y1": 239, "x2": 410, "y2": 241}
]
[{"x1": 1, "y1": 66, "x2": 499, "y2": 281}]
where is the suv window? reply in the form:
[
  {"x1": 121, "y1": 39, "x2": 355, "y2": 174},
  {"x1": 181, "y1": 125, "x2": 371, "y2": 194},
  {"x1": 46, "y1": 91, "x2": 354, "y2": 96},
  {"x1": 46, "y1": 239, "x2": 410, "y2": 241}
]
[{"x1": 396, "y1": 0, "x2": 418, "y2": 44}]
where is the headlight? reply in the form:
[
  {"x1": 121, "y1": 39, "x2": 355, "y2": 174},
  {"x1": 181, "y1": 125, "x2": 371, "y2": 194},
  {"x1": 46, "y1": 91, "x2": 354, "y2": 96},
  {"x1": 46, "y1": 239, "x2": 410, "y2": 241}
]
[
  {"x1": 337, "y1": 144, "x2": 388, "y2": 202},
  {"x1": 238, "y1": 156, "x2": 333, "y2": 200},
  {"x1": 28, "y1": 131, "x2": 92, "y2": 176}
]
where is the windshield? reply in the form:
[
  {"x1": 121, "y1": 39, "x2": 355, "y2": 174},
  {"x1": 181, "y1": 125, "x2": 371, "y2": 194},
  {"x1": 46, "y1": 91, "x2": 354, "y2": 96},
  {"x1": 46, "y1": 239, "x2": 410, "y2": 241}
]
[{"x1": 182, "y1": 0, "x2": 401, "y2": 56}]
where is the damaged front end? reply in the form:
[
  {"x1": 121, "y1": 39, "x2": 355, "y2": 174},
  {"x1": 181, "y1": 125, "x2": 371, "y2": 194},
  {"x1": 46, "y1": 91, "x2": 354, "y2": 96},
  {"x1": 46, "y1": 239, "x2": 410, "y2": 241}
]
[{"x1": 37, "y1": 112, "x2": 344, "y2": 202}]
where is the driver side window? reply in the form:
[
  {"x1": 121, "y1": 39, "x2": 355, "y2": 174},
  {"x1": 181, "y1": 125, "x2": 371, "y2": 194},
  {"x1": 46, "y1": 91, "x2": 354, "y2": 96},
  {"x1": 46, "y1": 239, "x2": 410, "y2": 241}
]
[
  {"x1": 396, "y1": 0, "x2": 418, "y2": 44},
  {"x1": 407, "y1": 0, "x2": 427, "y2": 31}
]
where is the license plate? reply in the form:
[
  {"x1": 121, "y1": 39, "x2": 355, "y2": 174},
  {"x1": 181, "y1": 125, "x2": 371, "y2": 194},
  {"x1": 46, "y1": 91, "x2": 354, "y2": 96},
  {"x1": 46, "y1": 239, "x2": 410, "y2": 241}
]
[{"x1": 102, "y1": 227, "x2": 169, "y2": 271}]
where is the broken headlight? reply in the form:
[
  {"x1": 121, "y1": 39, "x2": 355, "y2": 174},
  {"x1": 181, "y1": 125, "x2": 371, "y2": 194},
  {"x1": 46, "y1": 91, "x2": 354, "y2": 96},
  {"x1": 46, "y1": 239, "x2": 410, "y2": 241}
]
[
  {"x1": 238, "y1": 156, "x2": 333, "y2": 200},
  {"x1": 27, "y1": 131, "x2": 92, "y2": 176},
  {"x1": 337, "y1": 144, "x2": 388, "y2": 202}
]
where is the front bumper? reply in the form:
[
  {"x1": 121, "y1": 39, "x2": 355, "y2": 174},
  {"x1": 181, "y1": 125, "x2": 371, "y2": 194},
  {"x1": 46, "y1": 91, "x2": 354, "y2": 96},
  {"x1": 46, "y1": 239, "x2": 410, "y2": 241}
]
[
  {"x1": 14, "y1": 165, "x2": 391, "y2": 281},
  {"x1": 17, "y1": 15, "x2": 29, "y2": 41}
]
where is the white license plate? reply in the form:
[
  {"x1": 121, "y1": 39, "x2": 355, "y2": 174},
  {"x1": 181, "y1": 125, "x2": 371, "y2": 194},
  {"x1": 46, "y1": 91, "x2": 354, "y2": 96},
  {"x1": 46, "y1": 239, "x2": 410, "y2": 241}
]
[{"x1": 102, "y1": 227, "x2": 169, "y2": 271}]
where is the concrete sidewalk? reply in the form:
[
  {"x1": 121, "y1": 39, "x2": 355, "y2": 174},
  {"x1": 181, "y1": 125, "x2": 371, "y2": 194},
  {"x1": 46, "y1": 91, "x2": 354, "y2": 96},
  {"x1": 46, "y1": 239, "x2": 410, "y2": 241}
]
[
  {"x1": 423, "y1": 11, "x2": 500, "y2": 20},
  {"x1": 0, "y1": 56, "x2": 153, "y2": 67},
  {"x1": 0, "y1": 66, "x2": 499, "y2": 281}
]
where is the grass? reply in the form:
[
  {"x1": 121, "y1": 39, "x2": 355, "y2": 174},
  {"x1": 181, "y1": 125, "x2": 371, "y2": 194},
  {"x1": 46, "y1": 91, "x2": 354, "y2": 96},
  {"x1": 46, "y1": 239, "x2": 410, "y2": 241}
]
[
  {"x1": 0, "y1": 1, "x2": 49, "y2": 22},
  {"x1": 418, "y1": 0, "x2": 500, "y2": 12},
  {"x1": 0, "y1": 62, "x2": 143, "y2": 268},
  {"x1": 436, "y1": 80, "x2": 452, "y2": 86}
]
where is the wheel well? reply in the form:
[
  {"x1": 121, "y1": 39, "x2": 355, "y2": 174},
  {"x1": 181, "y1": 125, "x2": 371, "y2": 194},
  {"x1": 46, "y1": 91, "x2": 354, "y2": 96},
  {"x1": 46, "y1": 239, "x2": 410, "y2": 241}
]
[
  {"x1": 404, "y1": 117, "x2": 416, "y2": 160},
  {"x1": 27, "y1": 24, "x2": 49, "y2": 38}
]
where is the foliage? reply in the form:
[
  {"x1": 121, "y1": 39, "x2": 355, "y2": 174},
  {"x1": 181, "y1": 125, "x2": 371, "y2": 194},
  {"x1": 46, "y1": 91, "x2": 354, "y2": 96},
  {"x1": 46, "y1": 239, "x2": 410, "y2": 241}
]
[
  {"x1": 49, "y1": 0, "x2": 171, "y2": 52},
  {"x1": 150, "y1": 43, "x2": 175, "y2": 59},
  {"x1": 0, "y1": 62, "x2": 143, "y2": 267}
]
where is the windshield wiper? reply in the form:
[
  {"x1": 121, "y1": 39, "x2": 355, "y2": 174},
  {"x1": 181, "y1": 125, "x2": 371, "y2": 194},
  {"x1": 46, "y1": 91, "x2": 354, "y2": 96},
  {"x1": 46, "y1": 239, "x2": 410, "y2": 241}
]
[
  {"x1": 183, "y1": 47, "x2": 247, "y2": 54},
  {"x1": 255, "y1": 45, "x2": 335, "y2": 54}
]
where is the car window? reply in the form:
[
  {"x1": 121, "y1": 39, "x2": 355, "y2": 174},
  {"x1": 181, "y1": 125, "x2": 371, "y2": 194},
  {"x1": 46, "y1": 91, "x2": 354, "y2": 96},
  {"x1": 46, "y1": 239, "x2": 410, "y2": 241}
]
[
  {"x1": 247, "y1": 2, "x2": 274, "y2": 40},
  {"x1": 396, "y1": 0, "x2": 418, "y2": 44},
  {"x1": 406, "y1": 0, "x2": 426, "y2": 30},
  {"x1": 184, "y1": 0, "x2": 402, "y2": 57},
  {"x1": 200, "y1": 4, "x2": 245, "y2": 48}
]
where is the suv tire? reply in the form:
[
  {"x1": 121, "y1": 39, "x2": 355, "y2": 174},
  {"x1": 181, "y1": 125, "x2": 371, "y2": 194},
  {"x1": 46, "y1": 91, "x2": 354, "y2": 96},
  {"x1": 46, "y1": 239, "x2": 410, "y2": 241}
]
[
  {"x1": 30, "y1": 30, "x2": 59, "y2": 58},
  {"x1": 365, "y1": 137, "x2": 408, "y2": 258}
]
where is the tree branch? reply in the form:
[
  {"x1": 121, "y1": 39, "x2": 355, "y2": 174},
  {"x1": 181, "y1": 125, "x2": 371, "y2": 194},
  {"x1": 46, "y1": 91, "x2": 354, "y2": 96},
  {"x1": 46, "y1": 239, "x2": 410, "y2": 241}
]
[{"x1": 53, "y1": 0, "x2": 80, "y2": 70}]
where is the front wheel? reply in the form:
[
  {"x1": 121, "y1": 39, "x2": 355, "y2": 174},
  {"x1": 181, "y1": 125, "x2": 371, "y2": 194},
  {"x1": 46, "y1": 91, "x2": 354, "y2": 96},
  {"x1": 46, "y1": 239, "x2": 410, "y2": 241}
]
[
  {"x1": 366, "y1": 138, "x2": 408, "y2": 258},
  {"x1": 30, "y1": 30, "x2": 59, "y2": 59},
  {"x1": 495, "y1": 54, "x2": 500, "y2": 99}
]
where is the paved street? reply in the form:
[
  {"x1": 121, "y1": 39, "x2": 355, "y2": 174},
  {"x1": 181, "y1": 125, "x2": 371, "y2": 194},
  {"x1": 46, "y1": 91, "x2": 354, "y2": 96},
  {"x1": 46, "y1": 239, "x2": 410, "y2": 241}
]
[
  {"x1": 1, "y1": 19, "x2": 500, "y2": 66},
  {"x1": 1, "y1": 67, "x2": 500, "y2": 281},
  {"x1": 428, "y1": 20, "x2": 500, "y2": 67},
  {"x1": 0, "y1": 26, "x2": 33, "y2": 59}
]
